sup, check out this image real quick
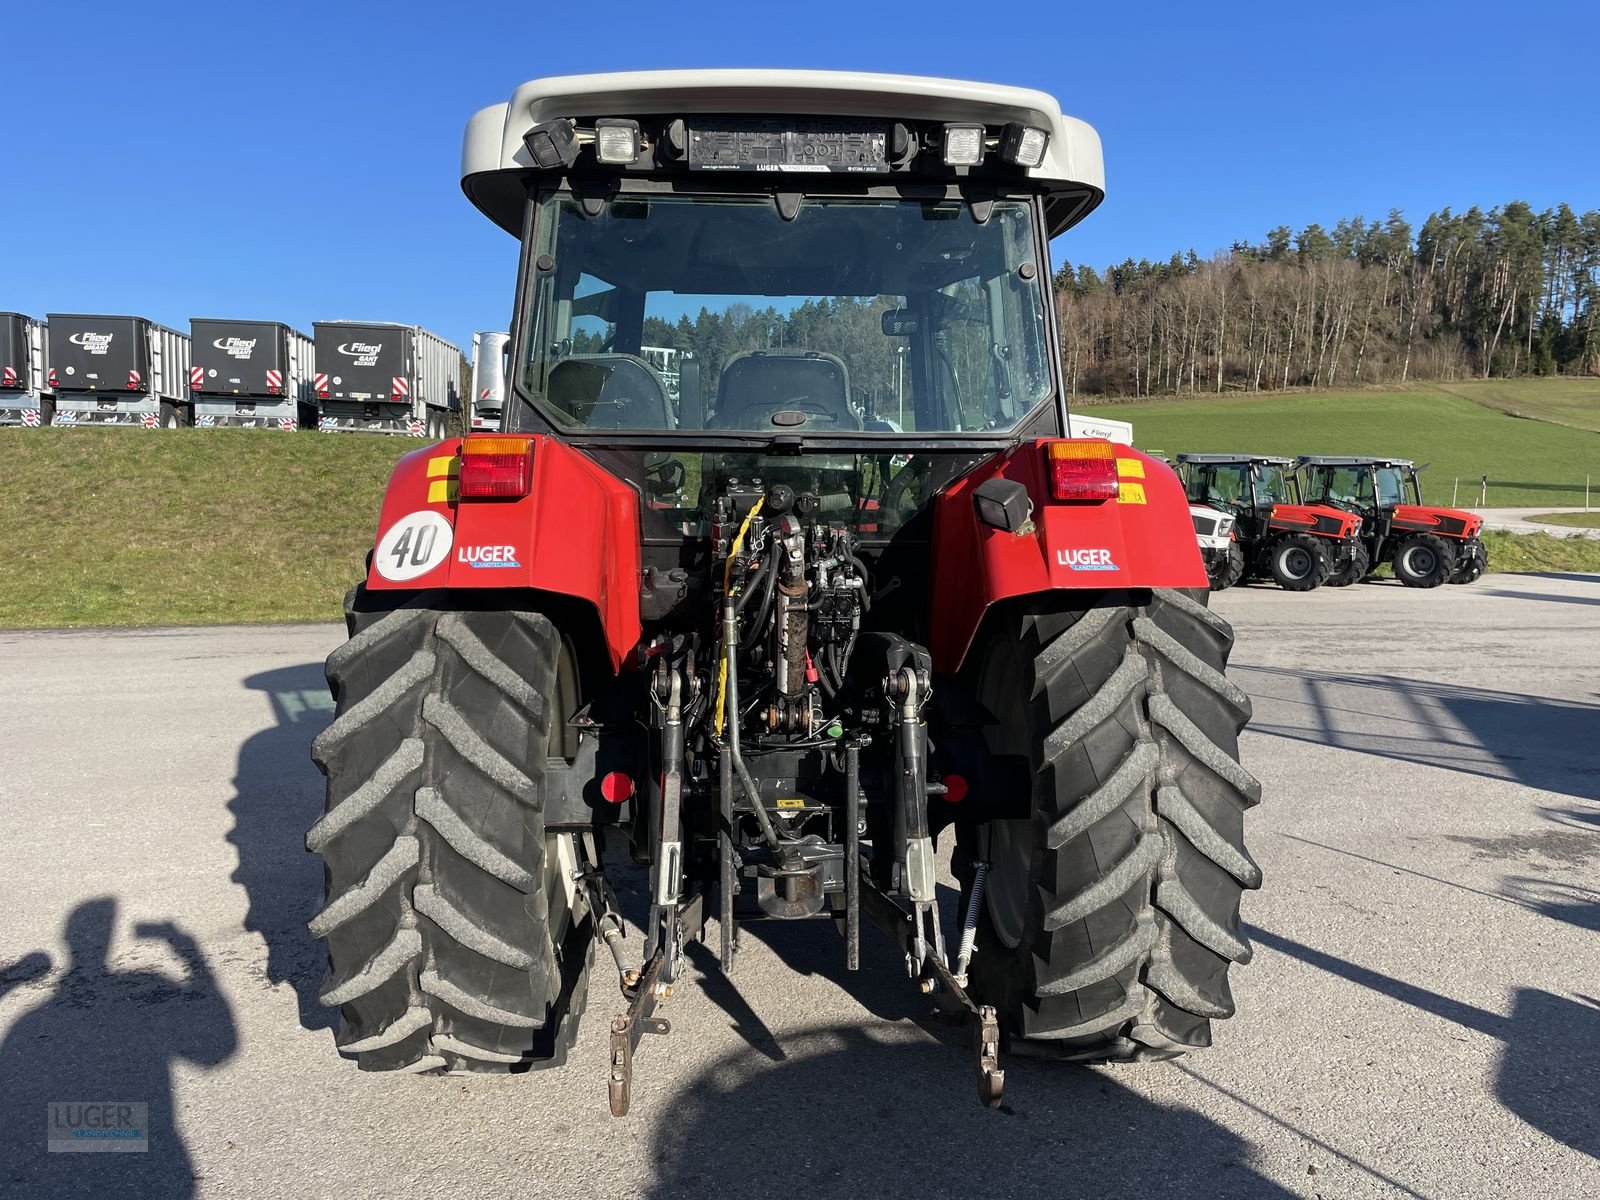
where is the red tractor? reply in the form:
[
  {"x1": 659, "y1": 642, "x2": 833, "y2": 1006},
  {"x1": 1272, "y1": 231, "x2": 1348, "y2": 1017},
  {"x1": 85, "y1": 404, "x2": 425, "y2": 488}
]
[
  {"x1": 307, "y1": 71, "x2": 1260, "y2": 1113},
  {"x1": 1295, "y1": 456, "x2": 1488, "y2": 586},
  {"x1": 1176, "y1": 454, "x2": 1363, "y2": 591}
]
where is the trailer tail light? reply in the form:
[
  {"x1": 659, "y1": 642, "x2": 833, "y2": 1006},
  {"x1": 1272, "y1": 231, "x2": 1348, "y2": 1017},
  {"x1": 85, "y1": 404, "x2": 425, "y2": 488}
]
[
  {"x1": 1044, "y1": 440, "x2": 1118, "y2": 501},
  {"x1": 1, "y1": 367, "x2": 15, "y2": 388},
  {"x1": 939, "y1": 773, "x2": 969, "y2": 804},
  {"x1": 459, "y1": 436, "x2": 534, "y2": 499},
  {"x1": 48, "y1": 368, "x2": 59, "y2": 388},
  {"x1": 190, "y1": 366, "x2": 204, "y2": 392},
  {"x1": 127, "y1": 369, "x2": 143, "y2": 391}
]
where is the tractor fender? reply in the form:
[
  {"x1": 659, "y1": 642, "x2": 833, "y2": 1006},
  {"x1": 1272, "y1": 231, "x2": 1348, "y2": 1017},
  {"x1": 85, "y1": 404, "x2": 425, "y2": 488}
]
[
  {"x1": 363, "y1": 435, "x2": 642, "y2": 671},
  {"x1": 928, "y1": 440, "x2": 1205, "y2": 674}
]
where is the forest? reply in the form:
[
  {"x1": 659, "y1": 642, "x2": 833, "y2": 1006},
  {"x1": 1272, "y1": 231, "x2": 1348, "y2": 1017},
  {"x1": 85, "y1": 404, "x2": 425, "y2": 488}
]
[{"x1": 1054, "y1": 201, "x2": 1600, "y2": 398}]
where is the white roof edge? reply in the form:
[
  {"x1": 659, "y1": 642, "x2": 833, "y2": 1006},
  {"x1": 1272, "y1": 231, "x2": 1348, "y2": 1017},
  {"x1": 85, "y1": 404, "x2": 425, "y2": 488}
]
[{"x1": 460, "y1": 70, "x2": 1103, "y2": 195}]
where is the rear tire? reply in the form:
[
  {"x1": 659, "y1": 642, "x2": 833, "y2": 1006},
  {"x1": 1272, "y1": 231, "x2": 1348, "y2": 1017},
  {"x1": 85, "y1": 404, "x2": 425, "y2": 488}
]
[
  {"x1": 964, "y1": 589, "x2": 1262, "y2": 1060},
  {"x1": 159, "y1": 401, "x2": 188, "y2": 430},
  {"x1": 1448, "y1": 541, "x2": 1487, "y2": 585},
  {"x1": 308, "y1": 591, "x2": 593, "y2": 1072},
  {"x1": 1393, "y1": 534, "x2": 1456, "y2": 588},
  {"x1": 1324, "y1": 540, "x2": 1370, "y2": 588},
  {"x1": 1268, "y1": 534, "x2": 1330, "y2": 591}
]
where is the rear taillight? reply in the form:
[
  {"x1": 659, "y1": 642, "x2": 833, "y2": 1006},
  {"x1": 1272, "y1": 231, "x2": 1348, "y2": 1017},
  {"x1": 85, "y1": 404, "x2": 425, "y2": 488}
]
[
  {"x1": 1045, "y1": 439, "x2": 1118, "y2": 501},
  {"x1": 459, "y1": 436, "x2": 534, "y2": 498}
]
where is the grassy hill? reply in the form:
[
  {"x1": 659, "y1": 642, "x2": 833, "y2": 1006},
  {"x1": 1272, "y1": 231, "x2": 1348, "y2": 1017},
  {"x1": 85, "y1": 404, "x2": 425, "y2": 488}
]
[
  {"x1": 0, "y1": 429, "x2": 405, "y2": 627},
  {"x1": 1083, "y1": 381, "x2": 1600, "y2": 508}
]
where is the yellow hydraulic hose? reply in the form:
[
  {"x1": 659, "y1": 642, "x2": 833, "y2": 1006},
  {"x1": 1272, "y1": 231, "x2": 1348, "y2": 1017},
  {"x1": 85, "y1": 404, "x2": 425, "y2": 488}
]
[{"x1": 714, "y1": 497, "x2": 765, "y2": 739}]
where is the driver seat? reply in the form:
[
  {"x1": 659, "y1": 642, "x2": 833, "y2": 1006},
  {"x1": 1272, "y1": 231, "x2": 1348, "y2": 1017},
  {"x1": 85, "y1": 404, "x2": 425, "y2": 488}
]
[{"x1": 711, "y1": 350, "x2": 859, "y2": 431}]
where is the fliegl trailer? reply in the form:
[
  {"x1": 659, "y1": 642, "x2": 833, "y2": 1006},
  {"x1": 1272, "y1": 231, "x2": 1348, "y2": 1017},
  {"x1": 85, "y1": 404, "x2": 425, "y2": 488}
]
[
  {"x1": 0, "y1": 313, "x2": 53, "y2": 427},
  {"x1": 47, "y1": 314, "x2": 192, "y2": 428},
  {"x1": 313, "y1": 321, "x2": 460, "y2": 437},
  {"x1": 470, "y1": 330, "x2": 510, "y2": 431},
  {"x1": 190, "y1": 319, "x2": 316, "y2": 430}
]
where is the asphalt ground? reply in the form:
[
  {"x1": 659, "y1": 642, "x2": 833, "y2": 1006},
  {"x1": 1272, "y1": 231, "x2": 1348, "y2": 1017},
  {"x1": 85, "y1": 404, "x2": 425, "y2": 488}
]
[{"x1": 1, "y1": 573, "x2": 1597, "y2": 1199}]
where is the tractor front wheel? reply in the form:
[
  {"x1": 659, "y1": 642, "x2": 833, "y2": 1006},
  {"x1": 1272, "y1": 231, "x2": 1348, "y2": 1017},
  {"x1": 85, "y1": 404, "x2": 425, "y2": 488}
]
[
  {"x1": 1324, "y1": 540, "x2": 1370, "y2": 588},
  {"x1": 308, "y1": 590, "x2": 594, "y2": 1072},
  {"x1": 1207, "y1": 542, "x2": 1246, "y2": 591},
  {"x1": 1394, "y1": 534, "x2": 1457, "y2": 588},
  {"x1": 1448, "y1": 541, "x2": 1487, "y2": 585},
  {"x1": 1268, "y1": 534, "x2": 1330, "y2": 591},
  {"x1": 963, "y1": 590, "x2": 1262, "y2": 1060}
]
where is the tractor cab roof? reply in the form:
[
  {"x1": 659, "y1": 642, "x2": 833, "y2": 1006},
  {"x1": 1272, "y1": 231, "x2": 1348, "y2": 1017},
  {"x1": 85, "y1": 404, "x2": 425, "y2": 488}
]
[
  {"x1": 1296, "y1": 455, "x2": 1417, "y2": 469},
  {"x1": 1175, "y1": 453, "x2": 1294, "y2": 467},
  {"x1": 461, "y1": 70, "x2": 1105, "y2": 237}
]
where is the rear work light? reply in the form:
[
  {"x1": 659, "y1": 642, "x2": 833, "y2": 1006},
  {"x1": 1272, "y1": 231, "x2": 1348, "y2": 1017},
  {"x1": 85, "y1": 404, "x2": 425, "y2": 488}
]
[
  {"x1": 941, "y1": 123, "x2": 986, "y2": 166},
  {"x1": 459, "y1": 436, "x2": 534, "y2": 499},
  {"x1": 1045, "y1": 440, "x2": 1119, "y2": 501},
  {"x1": 1001, "y1": 123, "x2": 1050, "y2": 169},
  {"x1": 593, "y1": 118, "x2": 641, "y2": 164}
]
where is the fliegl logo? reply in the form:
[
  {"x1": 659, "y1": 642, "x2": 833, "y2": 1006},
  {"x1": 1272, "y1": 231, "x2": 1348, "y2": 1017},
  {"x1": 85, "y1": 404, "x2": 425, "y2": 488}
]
[
  {"x1": 213, "y1": 337, "x2": 257, "y2": 359},
  {"x1": 1057, "y1": 547, "x2": 1118, "y2": 572},
  {"x1": 338, "y1": 341, "x2": 383, "y2": 367},
  {"x1": 68, "y1": 331, "x2": 114, "y2": 354},
  {"x1": 458, "y1": 545, "x2": 522, "y2": 569}
]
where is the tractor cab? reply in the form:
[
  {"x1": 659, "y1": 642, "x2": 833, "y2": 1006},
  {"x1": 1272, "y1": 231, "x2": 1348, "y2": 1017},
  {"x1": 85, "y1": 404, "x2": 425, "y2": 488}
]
[
  {"x1": 1175, "y1": 453, "x2": 1360, "y2": 590},
  {"x1": 1295, "y1": 456, "x2": 1487, "y2": 587}
]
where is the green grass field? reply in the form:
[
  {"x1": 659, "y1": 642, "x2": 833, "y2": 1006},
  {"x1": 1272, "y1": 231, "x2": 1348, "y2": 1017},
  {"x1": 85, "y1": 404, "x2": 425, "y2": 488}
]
[
  {"x1": 1084, "y1": 381, "x2": 1600, "y2": 508},
  {"x1": 0, "y1": 428, "x2": 407, "y2": 627},
  {"x1": 1433, "y1": 378, "x2": 1600, "y2": 434}
]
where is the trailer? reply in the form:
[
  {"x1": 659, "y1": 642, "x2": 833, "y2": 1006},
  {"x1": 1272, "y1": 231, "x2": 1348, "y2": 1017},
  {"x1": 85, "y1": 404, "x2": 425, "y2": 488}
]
[
  {"x1": 0, "y1": 313, "x2": 53, "y2": 427},
  {"x1": 313, "y1": 321, "x2": 460, "y2": 436},
  {"x1": 1065, "y1": 412, "x2": 1133, "y2": 442},
  {"x1": 189, "y1": 319, "x2": 315, "y2": 431},
  {"x1": 469, "y1": 330, "x2": 510, "y2": 431},
  {"x1": 47, "y1": 314, "x2": 192, "y2": 429}
]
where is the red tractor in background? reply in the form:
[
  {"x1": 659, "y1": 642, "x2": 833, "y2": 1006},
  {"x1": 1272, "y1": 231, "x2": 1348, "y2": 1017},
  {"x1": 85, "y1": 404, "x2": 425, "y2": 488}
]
[
  {"x1": 1295, "y1": 456, "x2": 1488, "y2": 587},
  {"x1": 306, "y1": 70, "x2": 1261, "y2": 1114},
  {"x1": 1177, "y1": 454, "x2": 1363, "y2": 591}
]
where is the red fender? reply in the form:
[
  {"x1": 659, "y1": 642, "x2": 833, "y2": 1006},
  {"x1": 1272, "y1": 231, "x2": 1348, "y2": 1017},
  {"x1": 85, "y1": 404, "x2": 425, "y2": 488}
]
[
  {"x1": 928, "y1": 440, "x2": 1206, "y2": 674},
  {"x1": 363, "y1": 435, "x2": 641, "y2": 671}
]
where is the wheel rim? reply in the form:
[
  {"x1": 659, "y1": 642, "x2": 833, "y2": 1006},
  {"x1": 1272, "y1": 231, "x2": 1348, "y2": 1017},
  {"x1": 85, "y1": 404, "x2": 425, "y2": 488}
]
[
  {"x1": 1403, "y1": 545, "x2": 1436, "y2": 576},
  {"x1": 1281, "y1": 546, "x2": 1312, "y2": 579},
  {"x1": 985, "y1": 819, "x2": 1035, "y2": 950}
]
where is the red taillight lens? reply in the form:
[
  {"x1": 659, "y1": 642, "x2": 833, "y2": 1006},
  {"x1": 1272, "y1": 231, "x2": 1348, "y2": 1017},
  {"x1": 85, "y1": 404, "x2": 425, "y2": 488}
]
[
  {"x1": 599, "y1": 772, "x2": 634, "y2": 804},
  {"x1": 1045, "y1": 440, "x2": 1118, "y2": 501},
  {"x1": 459, "y1": 435, "x2": 534, "y2": 498}
]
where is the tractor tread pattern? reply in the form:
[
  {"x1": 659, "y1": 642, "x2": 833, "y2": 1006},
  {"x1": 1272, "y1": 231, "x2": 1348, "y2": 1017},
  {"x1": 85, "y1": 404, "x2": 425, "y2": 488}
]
[
  {"x1": 973, "y1": 588, "x2": 1260, "y2": 1062},
  {"x1": 309, "y1": 599, "x2": 569, "y2": 1072}
]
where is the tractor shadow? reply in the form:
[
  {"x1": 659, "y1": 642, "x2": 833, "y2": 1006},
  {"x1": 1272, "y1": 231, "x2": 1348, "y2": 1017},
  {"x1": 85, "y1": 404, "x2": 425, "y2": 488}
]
[
  {"x1": 1234, "y1": 664, "x2": 1600, "y2": 801},
  {"x1": 645, "y1": 1025, "x2": 1298, "y2": 1200},
  {"x1": 226, "y1": 663, "x2": 338, "y2": 1034},
  {"x1": 1250, "y1": 925, "x2": 1600, "y2": 1164}
]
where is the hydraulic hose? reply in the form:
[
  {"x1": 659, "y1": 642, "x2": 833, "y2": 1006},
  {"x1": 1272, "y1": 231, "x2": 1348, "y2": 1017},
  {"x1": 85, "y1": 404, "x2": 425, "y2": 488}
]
[{"x1": 723, "y1": 598, "x2": 784, "y2": 853}]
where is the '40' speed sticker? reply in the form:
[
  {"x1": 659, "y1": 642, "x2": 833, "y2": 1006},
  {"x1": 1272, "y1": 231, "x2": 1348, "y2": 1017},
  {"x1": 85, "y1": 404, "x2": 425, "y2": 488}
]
[{"x1": 374, "y1": 511, "x2": 454, "y2": 582}]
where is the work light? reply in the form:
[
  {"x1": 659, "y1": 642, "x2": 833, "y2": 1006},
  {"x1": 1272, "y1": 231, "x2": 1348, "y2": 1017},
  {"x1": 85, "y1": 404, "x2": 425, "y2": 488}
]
[
  {"x1": 594, "y1": 119, "x2": 641, "y2": 165},
  {"x1": 1001, "y1": 123, "x2": 1050, "y2": 169},
  {"x1": 941, "y1": 124, "x2": 986, "y2": 166},
  {"x1": 523, "y1": 119, "x2": 579, "y2": 170}
]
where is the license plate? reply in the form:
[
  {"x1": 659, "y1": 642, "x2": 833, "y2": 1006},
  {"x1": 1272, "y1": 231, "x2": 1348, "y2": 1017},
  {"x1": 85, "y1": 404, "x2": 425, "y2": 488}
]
[{"x1": 688, "y1": 119, "x2": 889, "y2": 173}]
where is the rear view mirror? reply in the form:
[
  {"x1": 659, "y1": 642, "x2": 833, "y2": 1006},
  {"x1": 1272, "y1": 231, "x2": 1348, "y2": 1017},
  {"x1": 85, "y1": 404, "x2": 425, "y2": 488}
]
[{"x1": 881, "y1": 309, "x2": 919, "y2": 337}]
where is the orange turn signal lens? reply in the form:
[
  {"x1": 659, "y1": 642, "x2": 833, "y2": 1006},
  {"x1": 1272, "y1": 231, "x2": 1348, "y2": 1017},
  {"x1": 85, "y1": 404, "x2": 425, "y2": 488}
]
[
  {"x1": 460, "y1": 436, "x2": 534, "y2": 499},
  {"x1": 1045, "y1": 440, "x2": 1118, "y2": 501}
]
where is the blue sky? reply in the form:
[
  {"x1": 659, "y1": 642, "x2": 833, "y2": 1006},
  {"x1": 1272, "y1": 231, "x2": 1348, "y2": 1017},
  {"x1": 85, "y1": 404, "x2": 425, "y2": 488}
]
[{"x1": 8, "y1": 0, "x2": 1597, "y2": 353}]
